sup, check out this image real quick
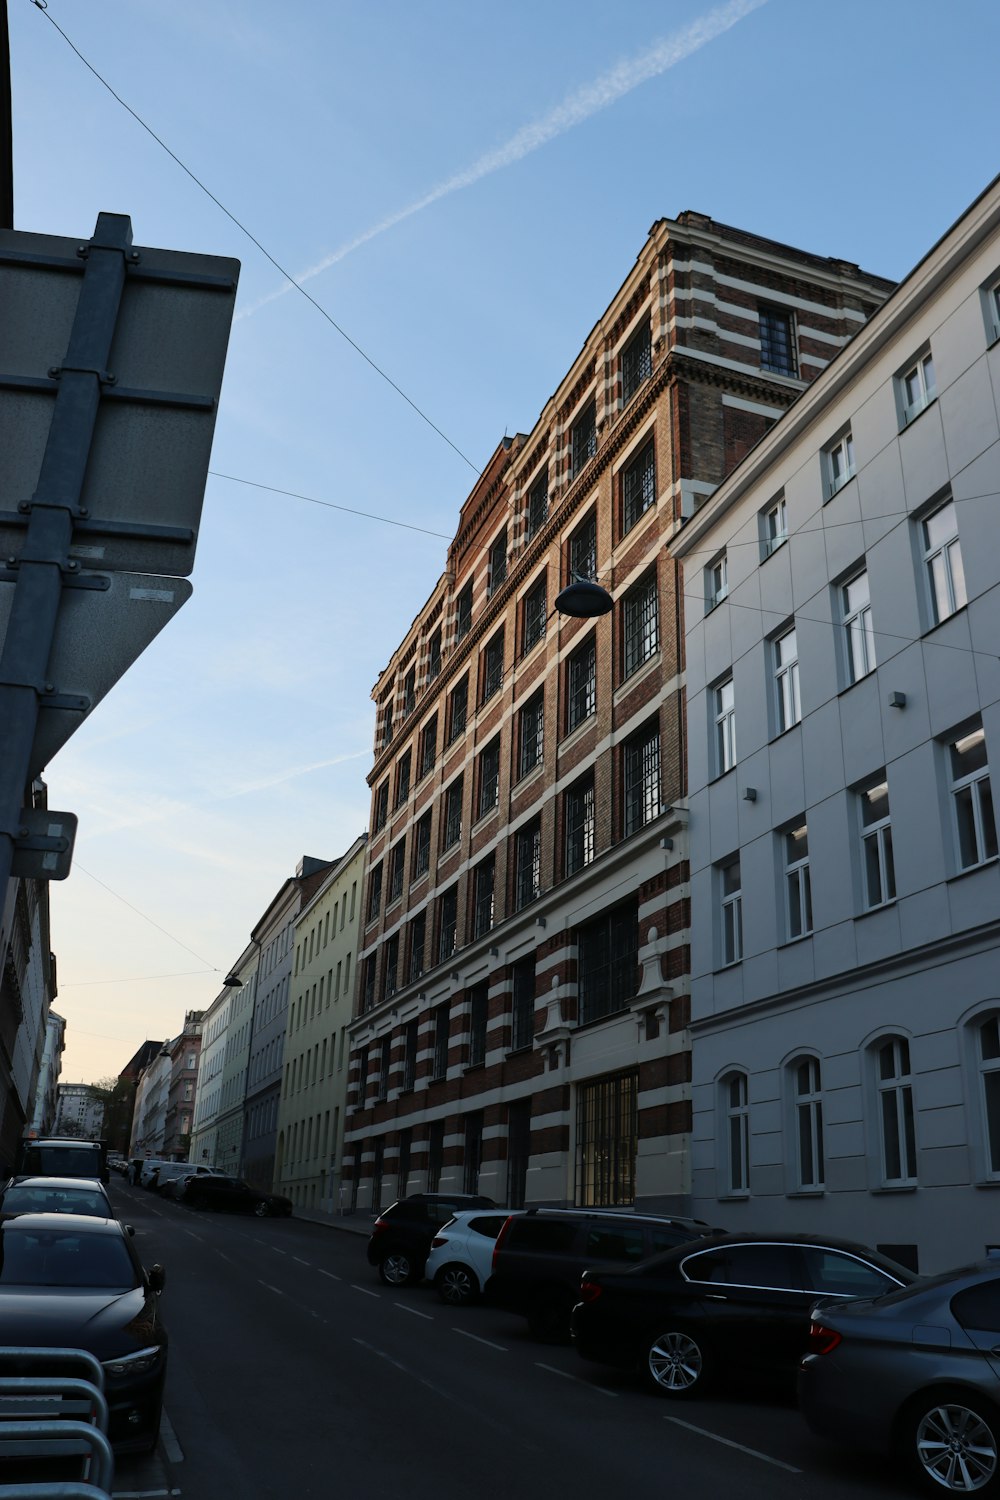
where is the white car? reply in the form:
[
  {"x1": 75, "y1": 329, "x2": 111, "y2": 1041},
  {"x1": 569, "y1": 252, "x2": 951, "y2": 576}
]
[{"x1": 424, "y1": 1209, "x2": 518, "y2": 1306}]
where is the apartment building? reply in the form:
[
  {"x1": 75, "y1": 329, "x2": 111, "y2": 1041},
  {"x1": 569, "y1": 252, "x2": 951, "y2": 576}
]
[
  {"x1": 675, "y1": 175, "x2": 1000, "y2": 1271},
  {"x1": 345, "y1": 210, "x2": 892, "y2": 1214},
  {"x1": 162, "y1": 1011, "x2": 203, "y2": 1161},
  {"x1": 189, "y1": 986, "x2": 232, "y2": 1170}
]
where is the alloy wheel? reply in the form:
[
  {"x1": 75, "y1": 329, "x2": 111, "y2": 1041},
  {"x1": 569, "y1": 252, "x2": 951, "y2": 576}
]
[
  {"x1": 438, "y1": 1265, "x2": 477, "y2": 1305},
  {"x1": 914, "y1": 1402, "x2": 998, "y2": 1493},
  {"x1": 380, "y1": 1252, "x2": 413, "y2": 1286},
  {"x1": 647, "y1": 1331, "x2": 705, "y2": 1394}
]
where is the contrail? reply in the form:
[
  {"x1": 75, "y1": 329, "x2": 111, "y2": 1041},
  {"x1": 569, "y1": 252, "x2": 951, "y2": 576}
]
[{"x1": 237, "y1": 0, "x2": 767, "y2": 320}]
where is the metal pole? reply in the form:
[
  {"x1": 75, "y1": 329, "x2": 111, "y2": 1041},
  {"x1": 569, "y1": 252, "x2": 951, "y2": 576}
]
[{"x1": 0, "y1": 0, "x2": 12, "y2": 230}]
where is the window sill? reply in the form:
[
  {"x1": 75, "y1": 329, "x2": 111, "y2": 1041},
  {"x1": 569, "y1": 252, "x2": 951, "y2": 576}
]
[
  {"x1": 777, "y1": 932, "x2": 813, "y2": 948},
  {"x1": 616, "y1": 651, "x2": 661, "y2": 701},
  {"x1": 871, "y1": 1183, "x2": 917, "y2": 1194},
  {"x1": 708, "y1": 766, "x2": 736, "y2": 786},
  {"x1": 514, "y1": 760, "x2": 544, "y2": 791},
  {"x1": 561, "y1": 713, "x2": 597, "y2": 749},
  {"x1": 856, "y1": 899, "x2": 897, "y2": 919},
  {"x1": 786, "y1": 1187, "x2": 824, "y2": 1198},
  {"x1": 506, "y1": 1044, "x2": 533, "y2": 1058},
  {"x1": 718, "y1": 1191, "x2": 750, "y2": 1202},
  {"x1": 520, "y1": 634, "x2": 546, "y2": 664},
  {"x1": 899, "y1": 394, "x2": 937, "y2": 432},
  {"x1": 769, "y1": 721, "x2": 802, "y2": 744},
  {"x1": 464, "y1": 1062, "x2": 486, "y2": 1075},
  {"x1": 713, "y1": 959, "x2": 743, "y2": 973},
  {"x1": 824, "y1": 474, "x2": 856, "y2": 504},
  {"x1": 760, "y1": 537, "x2": 788, "y2": 564},
  {"x1": 946, "y1": 856, "x2": 999, "y2": 883},
  {"x1": 472, "y1": 806, "x2": 499, "y2": 833}
]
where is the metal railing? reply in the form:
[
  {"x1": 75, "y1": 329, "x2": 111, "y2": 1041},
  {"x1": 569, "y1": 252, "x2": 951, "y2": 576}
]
[{"x1": 0, "y1": 1348, "x2": 114, "y2": 1499}]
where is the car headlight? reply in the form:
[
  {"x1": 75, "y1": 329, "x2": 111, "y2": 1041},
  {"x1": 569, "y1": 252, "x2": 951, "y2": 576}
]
[{"x1": 101, "y1": 1345, "x2": 164, "y2": 1377}]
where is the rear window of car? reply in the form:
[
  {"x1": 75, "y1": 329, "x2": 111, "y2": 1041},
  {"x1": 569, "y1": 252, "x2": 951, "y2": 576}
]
[
  {"x1": 0, "y1": 1228, "x2": 136, "y2": 1289},
  {"x1": 649, "y1": 1225, "x2": 699, "y2": 1255},
  {"x1": 952, "y1": 1280, "x2": 1000, "y2": 1332},
  {"x1": 2, "y1": 1188, "x2": 108, "y2": 1218},
  {"x1": 20, "y1": 1146, "x2": 103, "y2": 1179},
  {"x1": 583, "y1": 1225, "x2": 646, "y2": 1261},
  {"x1": 506, "y1": 1219, "x2": 577, "y2": 1253},
  {"x1": 469, "y1": 1215, "x2": 510, "y2": 1238}
]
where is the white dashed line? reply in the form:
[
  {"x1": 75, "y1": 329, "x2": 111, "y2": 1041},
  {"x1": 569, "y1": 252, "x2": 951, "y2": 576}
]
[
  {"x1": 453, "y1": 1329, "x2": 507, "y2": 1352},
  {"x1": 293, "y1": 1256, "x2": 311, "y2": 1266},
  {"x1": 350, "y1": 1283, "x2": 380, "y2": 1298},
  {"x1": 257, "y1": 1280, "x2": 286, "y2": 1297},
  {"x1": 318, "y1": 1269, "x2": 341, "y2": 1281},
  {"x1": 535, "y1": 1362, "x2": 618, "y2": 1395},
  {"x1": 271, "y1": 1247, "x2": 287, "y2": 1255},
  {"x1": 395, "y1": 1302, "x2": 433, "y2": 1319},
  {"x1": 159, "y1": 1408, "x2": 184, "y2": 1464},
  {"x1": 662, "y1": 1416, "x2": 802, "y2": 1472}
]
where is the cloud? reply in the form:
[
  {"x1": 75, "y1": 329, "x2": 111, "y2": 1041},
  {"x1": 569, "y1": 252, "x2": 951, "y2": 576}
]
[{"x1": 237, "y1": 0, "x2": 767, "y2": 320}]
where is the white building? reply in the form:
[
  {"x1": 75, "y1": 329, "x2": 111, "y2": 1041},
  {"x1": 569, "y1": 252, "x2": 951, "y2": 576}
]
[
  {"x1": 189, "y1": 985, "x2": 232, "y2": 1170},
  {"x1": 129, "y1": 1049, "x2": 172, "y2": 1158},
  {"x1": 675, "y1": 174, "x2": 1000, "y2": 1273},
  {"x1": 54, "y1": 1082, "x2": 106, "y2": 1141},
  {"x1": 29, "y1": 1010, "x2": 65, "y2": 1136}
]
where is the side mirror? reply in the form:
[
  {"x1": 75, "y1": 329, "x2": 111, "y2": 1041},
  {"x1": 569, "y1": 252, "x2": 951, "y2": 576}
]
[
  {"x1": 125, "y1": 1223, "x2": 135, "y2": 1237},
  {"x1": 147, "y1": 1263, "x2": 166, "y2": 1293}
]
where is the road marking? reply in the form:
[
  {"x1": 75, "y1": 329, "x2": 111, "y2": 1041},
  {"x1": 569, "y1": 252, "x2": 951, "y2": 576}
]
[
  {"x1": 536, "y1": 1362, "x2": 618, "y2": 1395},
  {"x1": 350, "y1": 1283, "x2": 380, "y2": 1298},
  {"x1": 293, "y1": 1256, "x2": 311, "y2": 1266},
  {"x1": 454, "y1": 1329, "x2": 507, "y2": 1352},
  {"x1": 271, "y1": 1247, "x2": 287, "y2": 1255},
  {"x1": 159, "y1": 1408, "x2": 184, "y2": 1464},
  {"x1": 662, "y1": 1416, "x2": 802, "y2": 1472},
  {"x1": 216, "y1": 1251, "x2": 233, "y2": 1264},
  {"x1": 257, "y1": 1280, "x2": 286, "y2": 1297},
  {"x1": 318, "y1": 1269, "x2": 341, "y2": 1281},
  {"x1": 182, "y1": 1229, "x2": 202, "y2": 1242},
  {"x1": 352, "y1": 1336, "x2": 408, "y2": 1373},
  {"x1": 395, "y1": 1302, "x2": 433, "y2": 1319}
]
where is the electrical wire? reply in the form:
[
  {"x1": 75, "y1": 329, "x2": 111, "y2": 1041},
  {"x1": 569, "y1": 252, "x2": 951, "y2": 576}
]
[
  {"x1": 58, "y1": 969, "x2": 218, "y2": 988},
  {"x1": 208, "y1": 471, "x2": 451, "y2": 541},
  {"x1": 74, "y1": 864, "x2": 221, "y2": 970}
]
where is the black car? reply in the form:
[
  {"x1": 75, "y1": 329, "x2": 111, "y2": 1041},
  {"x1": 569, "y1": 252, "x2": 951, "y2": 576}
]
[
  {"x1": 0, "y1": 1175, "x2": 116, "y2": 1221},
  {"x1": 367, "y1": 1193, "x2": 496, "y2": 1286},
  {"x1": 487, "y1": 1208, "x2": 714, "y2": 1339},
  {"x1": 571, "y1": 1231, "x2": 916, "y2": 1397},
  {"x1": 0, "y1": 1213, "x2": 167, "y2": 1452},
  {"x1": 181, "y1": 1175, "x2": 292, "y2": 1217}
]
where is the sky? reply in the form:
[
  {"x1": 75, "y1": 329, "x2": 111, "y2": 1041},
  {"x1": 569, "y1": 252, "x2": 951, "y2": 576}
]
[{"x1": 7, "y1": 0, "x2": 1000, "y2": 1084}]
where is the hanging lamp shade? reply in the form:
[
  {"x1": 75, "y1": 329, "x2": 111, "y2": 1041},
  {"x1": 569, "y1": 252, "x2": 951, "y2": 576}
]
[{"x1": 554, "y1": 575, "x2": 614, "y2": 618}]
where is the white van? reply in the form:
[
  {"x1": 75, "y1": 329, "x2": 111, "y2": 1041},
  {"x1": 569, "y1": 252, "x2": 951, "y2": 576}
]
[
  {"x1": 151, "y1": 1162, "x2": 222, "y2": 1193},
  {"x1": 139, "y1": 1159, "x2": 169, "y2": 1189}
]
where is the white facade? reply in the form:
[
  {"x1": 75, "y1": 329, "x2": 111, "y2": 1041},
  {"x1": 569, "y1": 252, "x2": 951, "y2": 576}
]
[
  {"x1": 129, "y1": 1050, "x2": 172, "y2": 1157},
  {"x1": 675, "y1": 175, "x2": 1000, "y2": 1274},
  {"x1": 189, "y1": 986, "x2": 232, "y2": 1169},
  {"x1": 54, "y1": 1083, "x2": 106, "y2": 1141},
  {"x1": 29, "y1": 1011, "x2": 65, "y2": 1136}
]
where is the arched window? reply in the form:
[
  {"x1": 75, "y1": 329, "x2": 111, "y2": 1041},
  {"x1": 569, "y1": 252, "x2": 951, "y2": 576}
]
[
  {"x1": 977, "y1": 1015, "x2": 1000, "y2": 1178},
  {"x1": 875, "y1": 1036, "x2": 916, "y2": 1185},
  {"x1": 792, "y1": 1057, "x2": 824, "y2": 1189},
  {"x1": 723, "y1": 1071, "x2": 750, "y2": 1194}
]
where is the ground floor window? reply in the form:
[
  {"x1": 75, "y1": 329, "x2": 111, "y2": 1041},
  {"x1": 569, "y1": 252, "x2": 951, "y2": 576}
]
[
  {"x1": 576, "y1": 1070, "x2": 637, "y2": 1207},
  {"x1": 506, "y1": 1100, "x2": 531, "y2": 1208}
]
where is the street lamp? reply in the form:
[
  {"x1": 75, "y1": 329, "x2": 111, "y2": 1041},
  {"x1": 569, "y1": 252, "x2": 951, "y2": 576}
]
[
  {"x1": 223, "y1": 973, "x2": 243, "y2": 988},
  {"x1": 554, "y1": 574, "x2": 614, "y2": 617}
]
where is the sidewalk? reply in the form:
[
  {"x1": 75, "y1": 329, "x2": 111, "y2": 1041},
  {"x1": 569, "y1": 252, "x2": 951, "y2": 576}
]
[{"x1": 289, "y1": 1207, "x2": 374, "y2": 1236}]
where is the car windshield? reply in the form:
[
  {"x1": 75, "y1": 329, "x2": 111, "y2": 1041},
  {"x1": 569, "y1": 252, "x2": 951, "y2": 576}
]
[
  {"x1": 1, "y1": 1188, "x2": 109, "y2": 1217},
  {"x1": 0, "y1": 1227, "x2": 136, "y2": 1289}
]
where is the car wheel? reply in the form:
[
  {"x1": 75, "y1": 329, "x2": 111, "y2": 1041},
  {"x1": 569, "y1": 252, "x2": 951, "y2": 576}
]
[
  {"x1": 379, "y1": 1251, "x2": 417, "y2": 1287},
  {"x1": 527, "y1": 1288, "x2": 574, "y2": 1342},
  {"x1": 187, "y1": 1194, "x2": 206, "y2": 1211},
  {"x1": 645, "y1": 1328, "x2": 713, "y2": 1398},
  {"x1": 902, "y1": 1392, "x2": 1000, "y2": 1495},
  {"x1": 253, "y1": 1201, "x2": 271, "y2": 1218},
  {"x1": 436, "y1": 1263, "x2": 479, "y2": 1307}
]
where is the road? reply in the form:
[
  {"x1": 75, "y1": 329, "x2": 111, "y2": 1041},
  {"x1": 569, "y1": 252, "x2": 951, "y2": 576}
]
[{"x1": 109, "y1": 1180, "x2": 910, "y2": 1500}]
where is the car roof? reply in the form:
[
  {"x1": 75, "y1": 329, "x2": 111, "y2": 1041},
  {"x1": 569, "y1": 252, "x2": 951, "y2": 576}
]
[
  {"x1": 1, "y1": 1213, "x2": 125, "y2": 1235},
  {"x1": 516, "y1": 1208, "x2": 713, "y2": 1228},
  {"x1": 4, "y1": 1177, "x2": 108, "y2": 1192},
  {"x1": 647, "y1": 1230, "x2": 917, "y2": 1274}
]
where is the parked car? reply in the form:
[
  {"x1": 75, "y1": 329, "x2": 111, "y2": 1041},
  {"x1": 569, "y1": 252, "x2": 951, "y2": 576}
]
[
  {"x1": 486, "y1": 1208, "x2": 714, "y2": 1340},
  {"x1": 181, "y1": 1175, "x2": 292, "y2": 1217},
  {"x1": 139, "y1": 1160, "x2": 170, "y2": 1190},
  {"x1": 425, "y1": 1209, "x2": 517, "y2": 1305},
  {"x1": 571, "y1": 1232, "x2": 916, "y2": 1397},
  {"x1": 367, "y1": 1194, "x2": 497, "y2": 1287},
  {"x1": 0, "y1": 1175, "x2": 116, "y2": 1221},
  {"x1": 800, "y1": 1261, "x2": 1000, "y2": 1496},
  {"x1": 154, "y1": 1163, "x2": 224, "y2": 1196},
  {"x1": 16, "y1": 1137, "x2": 109, "y2": 1185},
  {"x1": 159, "y1": 1168, "x2": 226, "y2": 1201},
  {"x1": 0, "y1": 1212, "x2": 167, "y2": 1453}
]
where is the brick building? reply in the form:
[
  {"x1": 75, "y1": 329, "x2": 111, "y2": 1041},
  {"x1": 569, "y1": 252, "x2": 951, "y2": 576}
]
[{"x1": 344, "y1": 211, "x2": 893, "y2": 1215}]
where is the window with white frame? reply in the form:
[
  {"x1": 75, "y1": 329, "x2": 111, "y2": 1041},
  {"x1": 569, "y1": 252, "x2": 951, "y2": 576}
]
[
  {"x1": 723, "y1": 1072, "x2": 749, "y2": 1194},
  {"x1": 949, "y1": 723, "x2": 998, "y2": 870},
  {"x1": 977, "y1": 1014, "x2": 1000, "y2": 1177},
  {"x1": 875, "y1": 1036, "x2": 916, "y2": 1184},
  {"x1": 859, "y1": 777, "x2": 895, "y2": 909},
  {"x1": 761, "y1": 493, "x2": 787, "y2": 558},
  {"x1": 982, "y1": 276, "x2": 1000, "y2": 344},
  {"x1": 898, "y1": 350, "x2": 936, "y2": 426},
  {"x1": 719, "y1": 858, "x2": 743, "y2": 966},
  {"x1": 842, "y1": 569, "x2": 876, "y2": 684},
  {"x1": 792, "y1": 1056, "x2": 824, "y2": 1189},
  {"x1": 784, "y1": 823, "x2": 812, "y2": 940},
  {"x1": 922, "y1": 498, "x2": 967, "y2": 625},
  {"x1": 706, "y1": 551, "x2": 728, "y2": 610},
  {"x1": 714, "y1": 677, "x2": 736, "y2": 776},
  {"x1": 824, "y1": 430, "x2": 855, "y2": 499},
  {"x1": 773, "y1": 626, "x2": 801, "y2": 733}
]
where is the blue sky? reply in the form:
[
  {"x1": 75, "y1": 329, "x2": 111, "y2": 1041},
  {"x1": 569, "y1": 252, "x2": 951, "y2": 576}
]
[{"x1": 9, "y1": 0, "x2": 1000, "y2": 1081}]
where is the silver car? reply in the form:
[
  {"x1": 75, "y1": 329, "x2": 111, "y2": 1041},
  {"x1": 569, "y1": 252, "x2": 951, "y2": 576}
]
[{"x1": 799, "y1": 1260, "x2": 1000, "y2": 1495}]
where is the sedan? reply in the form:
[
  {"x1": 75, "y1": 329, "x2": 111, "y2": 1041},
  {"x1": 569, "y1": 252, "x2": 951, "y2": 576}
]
[
  {"x1": 800, "y1": 1261, "x2": 1000, "y2": 1496},
  {"x1": 181, "y1": 1175, "x2": 292, "y2": 1217},
  {"x1": 425, "y1": 1210, "x2": 516, "y2": 1305},
  {"x1": 0, "y1": 1175, "x2": 116, "y2": 1220},
  {"x1": 0, "y1": 1213, "x2": 167, "y2": 1453},
  {"x1": 571, "y1": 1232, "x2": 915, "y2": 1398}
]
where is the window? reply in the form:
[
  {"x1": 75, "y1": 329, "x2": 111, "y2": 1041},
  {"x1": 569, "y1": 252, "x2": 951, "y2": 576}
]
[
  {"x1": 514, "y1": 821, "x2": 541, "y2": 909},
  {"x1": 412, "y1": 812, "x2": 431, "y2": 879},
  {"x1": 468, "y1": 985, "x2": 488, "y2": 1068},
  {"x1": 977, "y1": 1015, "x2": 1000, "y2": 1177},
  {"x1": 522, "y1": 577, "x2": 546, "y2": 656},
  {"x1": 455, "y1": 581, "x2": 473, "y2": 643},
  {"x1": 408, "y1": 911, "x2": 426, "y2": 983},
  {"x1": 419, "y1": 716, "x2": 437, "y2": 779},
  {"x1": 432, "y1": 1007, "x2": 449, "y2": 1081},
  {"x1": 366, "y1": 862, "x2": 383, "y2": 924},
  {"x1": 394, "y1": 751, "x2": 411, "y2": 810},
  {"x1": 427, "y1": 628, "x2": 442, "y2": 683},
  {"x1": 620, "y1": 325, "x2": 651, "y2": 403},
  {"x1": 437, "y1": 886, "x2": 458, "y2": 963},
  {"x1": 387, "y1": 839, "x2": 406, "y2": 905},
  {"x1": 842, "y1": 570, "x2": 875, "y2": 683},
  {"x1": 517, "y1": 693, "x2": 544, "y2": 778},
  {"x1": 860, "y1": 778, "x2": 895, "y2": 908},
  {"x1": 564, "y1": 775, "x2": 595, "y2": 876},
  {"x1": 622, "y1": 439, "x2": 655, "y2": 533},
  {"x1": 577, "y1": 902, "x2": 639, "y2": 1025},
  {"x1": 511, "y1": 957, "x2": 535, "y2": 1053},
  {"x1": 723, "y1": 1072, "x2": 749, "y2": 1194},
  {"x1": 382, "y1": 936, "x2": 398, "y2": 1002},
  {"x1": 443, "y1": 776, "x2": 463, "y2": 850},
  {"x1": 473, "y1": 855, "x2": 495, "y2": 938},
  {"x1": 898, "y1": 350, "x2": 936, "y2": 426},
  {"x1": 481, "y1": 629, "x2": 504, "y2": 703},
  {"x1": 624, "y1": 720, "x2": 660, "y2": 837},
  {"x1": 622, "y1": 572, "x2": 659, "y2": 678},
  {"x1": 759, "y1": 305, "x2": 796, "y2": 376},
  {"x1": 448, "y1": 676, "x2": 468, "y2": 743},
  {"x1": 576, "y1": 1071, "x2": 637, "y2": 1207},
  {"x1": 761, "y1": 493, "x2": 787, "y2": 558},
  {"x1": 714, "y1": 677, "x2": 736, "y2": 776},
  {"x1": 793, "y1": 1057, "x2": 824, "y2": 1188},
  {"x1": 784, "y1": 823, "x2": 812, "y2": 939},
  {"x1": 402, "y1": 1021, "x2": 418, "y2": 1093},
  {"x1": 719, "y1": 858, "x2": 743, "y2": 966},
  {"x1": 507, "y1": 1099, "x2": 531, "y2": 1208},
  {"x1": 379, "y1": 692, "x2": 394, "y2": 751},
  {"x1": 949, "y1": 724, "x2": 998, "y2": 870},
  {"x1": 356, "y1": 1046, "x2": 370, "y2": 1106},
  {"x1": 922, "y1": 499, "x2": 967, "y2": 625},
  {"x1": 397, "y1": 1127, "x2": 412, "y2": 1193},
  {"x1": 571, "y1": 401, "x2": 596, "y2": 476},
  {"x1": 401, "y1": 666, "x2": 416, "y2": 721},
  {"x1": 825, "y1": 430, "x2": 856, "y2": 498},
  {"x1": 463, "y1": 1112, "x2": 484, "y2": 1195},
  {"x1": 773, "y1": 626, "x2": 801, "y2": 733},
  {"x1": 525, "y1": 471, "x2": 548, "y2": 540},
  {"x1": 477, "y1": 737, "x2": 500, "y2": 819},
  {"x1": 567, "y1": 636, "x2": 596, "y2": 732},
  {"x1": 372, "y1": 780, "x2": 389, "y2": 834},
  {"x1": 569, "y1": 512, "x2": 597, "y2": 582},
  {"x1": 983, "y1": 276, "x2": 1000, "y2": 344},
  {"x1": 876, "y1": 1037, "x2": 916, "y2": 1184},
  {"x1": 362, "y1": 956, "x2": 376, "y2": 1014},
  {"x1": 488, "y1": 527, "x2": 508, "y2": 598},
  {"x1": 426, "y1": 1120, "x2": 444, "y2": 1190},
  {"x1": 706, "y1": 551, "x2": 728, "y2": 611}
]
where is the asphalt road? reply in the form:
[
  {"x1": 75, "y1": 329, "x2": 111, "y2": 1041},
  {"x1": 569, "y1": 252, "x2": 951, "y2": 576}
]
[{"x1": 109, "y1": 1180, "x2": 914, "y2": 1500}]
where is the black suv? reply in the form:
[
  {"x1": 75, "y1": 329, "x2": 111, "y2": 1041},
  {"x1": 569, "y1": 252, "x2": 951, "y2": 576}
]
[
  {"x1": 367, "y1": 1193, "x2": 496, "y2": 1286},
  {"x1": 486, "y1": 1208, "x2": 713, "y2": 1339}
]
